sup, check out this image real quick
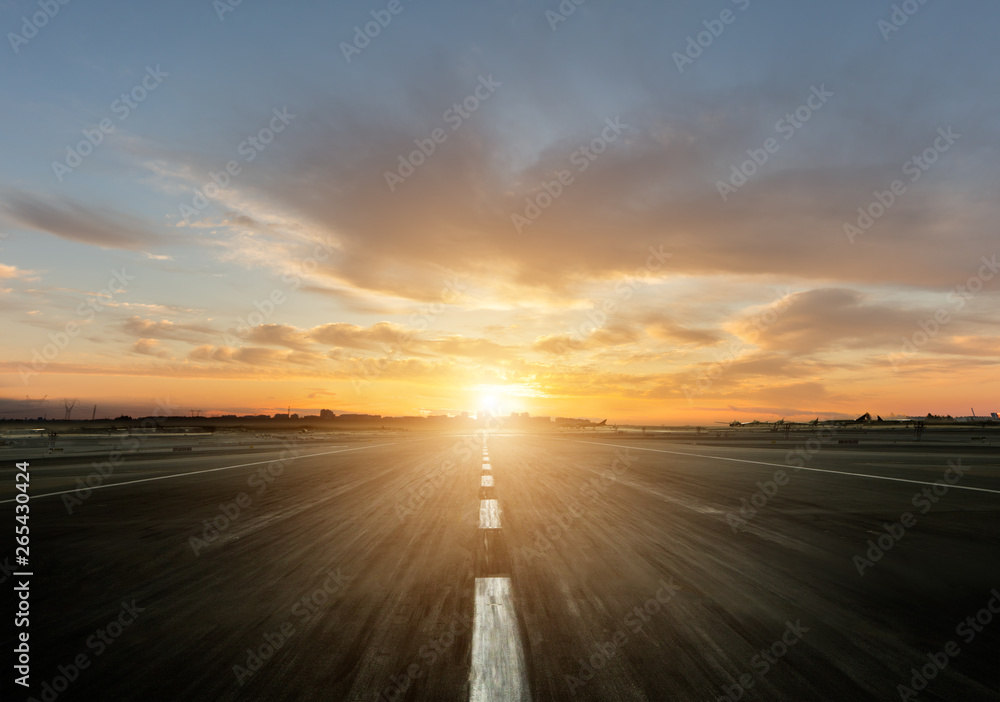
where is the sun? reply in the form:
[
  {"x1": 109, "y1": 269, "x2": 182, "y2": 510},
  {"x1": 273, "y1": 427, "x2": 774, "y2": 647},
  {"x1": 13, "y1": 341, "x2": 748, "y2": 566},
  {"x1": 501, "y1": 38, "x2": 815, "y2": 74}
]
[
  {"x1": 471, "y1": 382, "x2": 545, "y2": 417},
  {"x1": 480, "y1": 393, "x2": 499, "y2": 414}
]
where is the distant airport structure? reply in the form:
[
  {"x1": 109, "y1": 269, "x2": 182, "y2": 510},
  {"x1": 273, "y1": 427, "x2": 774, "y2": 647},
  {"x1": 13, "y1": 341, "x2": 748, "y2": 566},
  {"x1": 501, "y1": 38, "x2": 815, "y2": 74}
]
[
  {"x1": 2, "y1": 403, "x2": 997, "y2": 431},
  {"x1": 0, "y1": 409, "x2": 614, "y2": 432}
]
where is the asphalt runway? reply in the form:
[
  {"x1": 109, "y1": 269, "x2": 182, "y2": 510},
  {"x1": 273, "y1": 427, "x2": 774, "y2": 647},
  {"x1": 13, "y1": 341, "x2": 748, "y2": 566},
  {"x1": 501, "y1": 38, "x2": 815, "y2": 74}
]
[{"x1": 2, "y1": 433, "x2": 999, "y2": 701}]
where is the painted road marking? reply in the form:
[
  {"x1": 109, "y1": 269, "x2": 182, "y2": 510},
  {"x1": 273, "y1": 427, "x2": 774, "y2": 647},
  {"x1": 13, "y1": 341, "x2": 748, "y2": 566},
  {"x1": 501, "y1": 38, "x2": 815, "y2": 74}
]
[
  {"x1": 469, "y1": 577, "x2": 531, "y2": 702},
  {"x1": 483, "y1": 463, "x2": 491, "y2": 471},
  {"x1": 0, "y1": 442, "x2": 401, "y2": 504},
  {"x1": 568, "y1": 440, "x2": 1000, "y2": 495},
  {"x1": 479, "y1": 499, "x2": 501, "y2": 528},
  {"x1": 482, "y1": 475, "x2": 494, "y2": 487}
]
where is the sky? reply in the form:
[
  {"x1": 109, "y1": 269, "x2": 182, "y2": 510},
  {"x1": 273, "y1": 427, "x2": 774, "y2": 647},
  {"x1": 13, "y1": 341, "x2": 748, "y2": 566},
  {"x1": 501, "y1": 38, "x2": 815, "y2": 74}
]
[{"x1": 1, "y1": 0, "x2": 998, "y2": 423}]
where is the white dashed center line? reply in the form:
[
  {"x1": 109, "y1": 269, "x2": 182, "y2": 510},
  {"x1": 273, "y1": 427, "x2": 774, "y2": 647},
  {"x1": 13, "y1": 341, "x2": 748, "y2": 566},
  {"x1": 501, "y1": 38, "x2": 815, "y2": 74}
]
[
  {"x1": 470, "y1": 577, "x2": 531, "y2": 701},
  {"x1": 479, "y1": 499, "x2": 501, "y2": 528}
]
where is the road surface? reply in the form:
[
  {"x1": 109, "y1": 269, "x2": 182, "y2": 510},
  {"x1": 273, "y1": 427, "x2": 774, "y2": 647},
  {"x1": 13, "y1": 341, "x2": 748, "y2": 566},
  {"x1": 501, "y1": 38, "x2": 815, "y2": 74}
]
[{"x1": 2, "y1": 433, "x2": 998, "y2": 700}]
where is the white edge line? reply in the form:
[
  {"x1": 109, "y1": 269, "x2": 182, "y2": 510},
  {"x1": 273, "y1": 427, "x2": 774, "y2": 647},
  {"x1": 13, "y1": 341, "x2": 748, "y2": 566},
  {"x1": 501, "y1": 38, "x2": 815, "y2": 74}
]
[
  {"x1": 565, "y1": 439, "x2": 1000, "y2": 496},
  {"x1": 0, "y1": 442, "x2": 402, "y2": 504}
]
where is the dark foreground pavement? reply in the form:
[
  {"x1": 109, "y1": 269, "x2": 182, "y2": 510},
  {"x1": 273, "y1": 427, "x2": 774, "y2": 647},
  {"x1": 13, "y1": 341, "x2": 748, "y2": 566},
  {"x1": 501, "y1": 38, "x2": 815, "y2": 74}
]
[{"x1": 2, "y1": 433, "x2": 998, "y2": 701}]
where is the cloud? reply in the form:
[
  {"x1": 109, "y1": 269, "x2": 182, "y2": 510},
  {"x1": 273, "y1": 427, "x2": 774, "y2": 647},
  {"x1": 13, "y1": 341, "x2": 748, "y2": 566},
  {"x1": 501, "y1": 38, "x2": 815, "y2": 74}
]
[
  {"x1": 733, "y1": 288, "x2": 933, "y2": 354},
  {"x1": 122, "y1": 317, "x2": 216, "y2": 343},
  {"x1": 430, "y1": 336, "x2": 515, "y2": 361},
  {"x1": 533, "y1": 324, "x2": 642, "y2": 355},
  {"x1": 532, "y1": 334, "x2": 583, "y2": 355},
  {"x1": 0, "y1": 263, "x2": 39, "y2": 281},
  {"x1": 174, "y1": 75, "x2": 998, "y2": 307},
  {"x1": 709, "y1": 352, "x2": 842, "y2": 380},
  {"x1": 309, "y1": 321, "x2": 412, "y2": 350},
  {"x1": 307, "y1": 389, "x2": 337, "y2": 399},
  {"x1": 189, "y1": 345, "x2": 235, "y2": 363},
  {"x1": 644, "y1": 317, "x2": 721, "y2": 346},
  {"x1": 245, "y1": 324, "x2": 313, "y2": 351},
  {"x1": 590, "y1": 325, "x2": 643, "y2": 347},
  {"x1": 187, "y1": 344, "x2": 321, "y2": 367},
  {"x1": 131, "y1": 339, "x2": 168, "y2": 358},
  {"x1": 0, "y1": 190, "x2": 165, "y2": 251}
]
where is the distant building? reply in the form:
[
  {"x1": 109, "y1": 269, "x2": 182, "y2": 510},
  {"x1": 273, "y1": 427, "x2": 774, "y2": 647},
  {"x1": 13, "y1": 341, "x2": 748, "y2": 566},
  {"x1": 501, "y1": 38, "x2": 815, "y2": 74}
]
[{"x1": 320, "y1": 409, "x2": 335, "y2": 419}]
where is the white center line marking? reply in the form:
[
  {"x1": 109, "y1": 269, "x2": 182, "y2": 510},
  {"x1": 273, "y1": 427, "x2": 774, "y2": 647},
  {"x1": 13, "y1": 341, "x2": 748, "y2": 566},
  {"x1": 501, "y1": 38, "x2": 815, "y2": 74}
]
[
  {"x1": 0, "y1": 442, "x2": 401, "y2": 504},
  {"x1": 470, "y1": 577, "x2": 531, "y2": 702},
  {"x1": 482, "y1": 475, "x2": 494, "y2": 487},
  {"x1": 479, "y1": 499, "x2": 501, "y2": 528},
  {"x1": 566, "y1": 439, "x2": 1000, "y2": 495}
]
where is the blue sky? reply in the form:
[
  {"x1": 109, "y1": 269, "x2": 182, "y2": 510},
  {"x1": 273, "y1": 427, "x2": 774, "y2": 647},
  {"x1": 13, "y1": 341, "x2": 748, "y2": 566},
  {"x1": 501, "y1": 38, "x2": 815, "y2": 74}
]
[{"x1": 1, "y1": 0, "x2": 999, "y2": 420}]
